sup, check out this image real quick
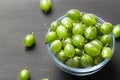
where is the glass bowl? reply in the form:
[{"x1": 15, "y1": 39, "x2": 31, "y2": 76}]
[{"x1": 47, "y1": 13, "x2": 115, "y2": 76}]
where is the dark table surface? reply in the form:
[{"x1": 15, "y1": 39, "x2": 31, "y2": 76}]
[{"x1": 0, "y1": 0, "x2": 120, "y2": 80}]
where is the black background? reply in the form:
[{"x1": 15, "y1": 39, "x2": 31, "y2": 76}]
[{"x1": 0, "y1": 0, "x2": 120, "y2": 80}]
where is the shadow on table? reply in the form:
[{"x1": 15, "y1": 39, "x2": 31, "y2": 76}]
[
  {"x1": 115, "y1": 37, "x2": 120, "y2": 41},
  {"x1": 58, "y1": 61, "x2": 119, "y2": 80},
  {"x1": 40, "y1": 7, "x2": 53, "y2": 16},
  {"x1": 25, "y1": 42, "x2": 36, "y2": 51}
]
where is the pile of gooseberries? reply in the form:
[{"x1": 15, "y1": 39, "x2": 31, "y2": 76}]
[{"x1": 45, "y1": 9, "x2": 114, "y2": 68}]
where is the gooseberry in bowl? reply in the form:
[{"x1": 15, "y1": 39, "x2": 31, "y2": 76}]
[{"x1": 45, "y1": 9, "x2": 115, "y2": 76}]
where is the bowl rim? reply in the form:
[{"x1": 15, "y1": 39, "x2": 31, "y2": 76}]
[{"x1": 47, "y1": 12, "x2": 115, "y2": 73}]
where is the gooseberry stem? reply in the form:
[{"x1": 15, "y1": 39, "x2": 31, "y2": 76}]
[
  {"x1": 25, "y1": 66, "x2": 29, "y2": 70},
  {"x1": 105, "y1": 43, "x2": 109, "y2": 47},
  {"x1": 32, "y1": 32, "x2": 34, "y2": 35},
  {"x1": 82, "y1": 50, "x2": 85, "y2": 55}
]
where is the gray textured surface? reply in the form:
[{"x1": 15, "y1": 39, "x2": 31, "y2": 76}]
[{"x1": 0, "y1": 0, "x2": 120, "y2": 80}]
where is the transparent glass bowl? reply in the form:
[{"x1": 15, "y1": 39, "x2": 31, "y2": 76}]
[{"x1": 47, "y1": 13, "x2": 115, "y2": 76}]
